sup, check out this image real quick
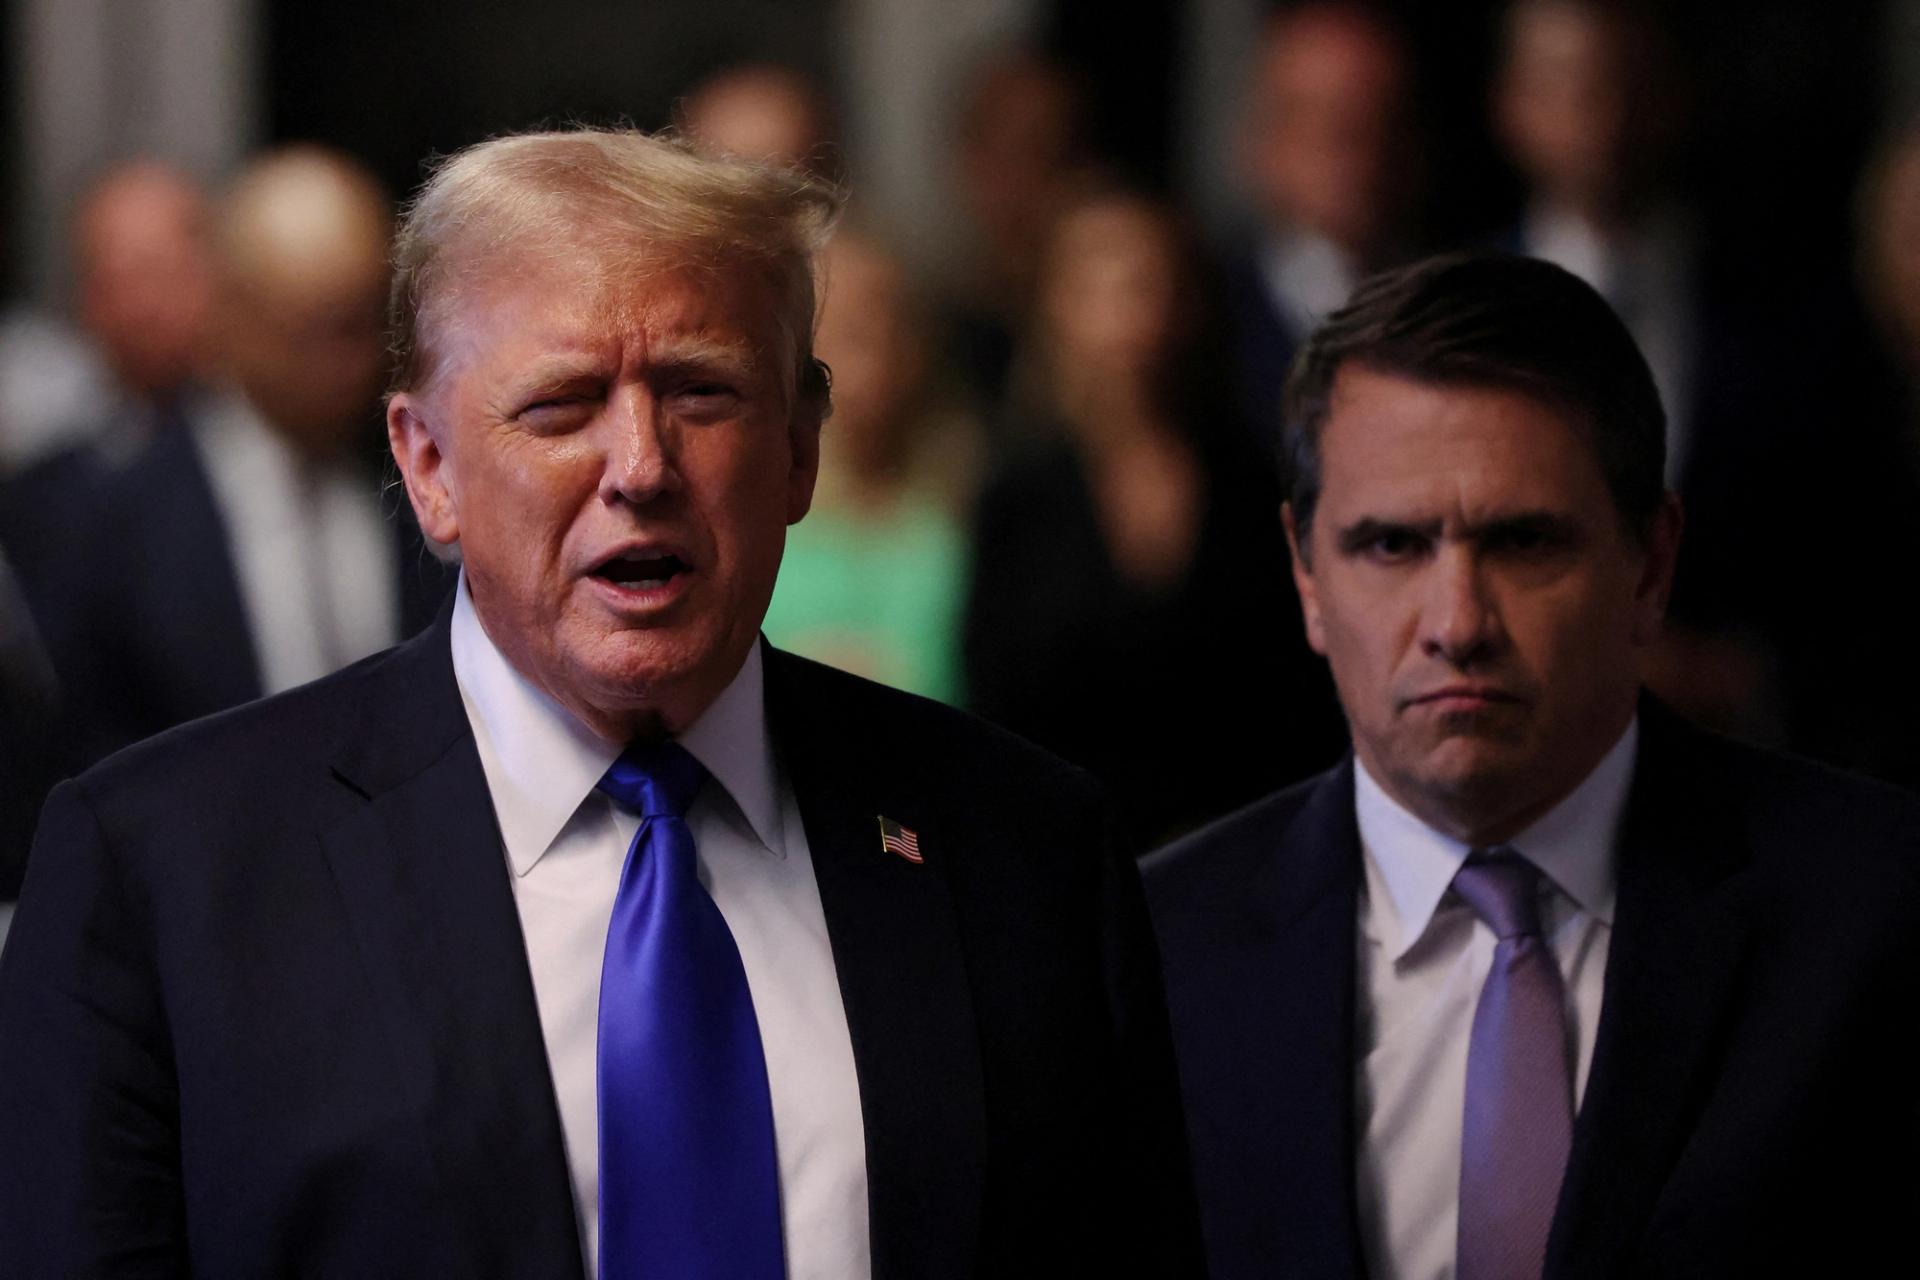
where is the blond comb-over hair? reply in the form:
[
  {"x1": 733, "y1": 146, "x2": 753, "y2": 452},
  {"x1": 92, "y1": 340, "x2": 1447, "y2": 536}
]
[{"x1": 387, "y1": 126, "x2": 842, "y2": 421}]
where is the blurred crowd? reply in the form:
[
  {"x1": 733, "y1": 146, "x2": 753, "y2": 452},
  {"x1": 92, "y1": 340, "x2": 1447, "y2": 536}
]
[{"x1": 5, "y1": 0, "x2": 1920, "y2": 903}]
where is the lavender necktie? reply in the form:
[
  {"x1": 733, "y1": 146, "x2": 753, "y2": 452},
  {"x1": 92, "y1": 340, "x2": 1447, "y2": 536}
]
[{"x1": 1453, "y1": 850, "x2": 1573, "y2": 1280}]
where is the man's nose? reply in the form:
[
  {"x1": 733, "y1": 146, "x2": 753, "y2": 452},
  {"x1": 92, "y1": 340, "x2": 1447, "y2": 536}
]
[
  {"x1": 1419, "y1": 545, "x2": 1503, "y2": 666},
  {"x1": 600, "y1": 387, "x2": 678, "y2": 505}
]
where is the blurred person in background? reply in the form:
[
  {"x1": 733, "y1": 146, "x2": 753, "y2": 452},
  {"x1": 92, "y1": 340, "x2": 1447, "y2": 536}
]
[
  {"x1": 1494, "y1": 0, "x2": 1696, "y2": 466},
  {"x1": 67, "y1": 163, "x2": 217, "y2": 452},
  {"x1": 51, "y1": 145, "x2": 452, "y2": 764},
  {"x1": 0, "y1": 545, "x2": 60, "y2": 941},
  {"x1": 966, "y1": 190, "x2": 1345, "y2": 843},
  {"x1": 1804, "y1": 122, "x2": 1920, "y2": 787},
  {"x1": 1859, "y1": 125, "x2": 1920, "y2": 410},
  {"x1": 1494, "y1": 0, "x2": 1799, "y2": 746},
  {"x1": 761, "y1": 230, "x2": 978, "y2": 703},
  {"x1": 1223, "y1": 2, "x2": 1421, "y2": 457},
  {"x1": 0, "y1": 162, "x2": 221, "y2": 876},
  {"x1": 941, "y1": 49, "x2": 1096, "y2": 422},
  {"x1": 0, "y1": 163, "x2": 213, "y2": 471},
  {"x1": 0, "y1": 163, "x2": 217, "y2": 614},
  {"x1": 680, "y1": 61, "x2": 839, "y2": 180}
]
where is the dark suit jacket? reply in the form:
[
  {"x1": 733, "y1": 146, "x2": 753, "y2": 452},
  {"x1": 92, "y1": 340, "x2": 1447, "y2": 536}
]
[
  {"x1": 1218, "y1": 248, "x2": 1303, "y2": 461},
  {"x1": 1144, "y1": 701, "x2": 1920, "y2": 1279},
  {"x1": 0, "y1": 611, "x2": 1203, "y2": 1277},
  {"x1": 50, "y1": 419, "x2": 454, "y2": 765}
]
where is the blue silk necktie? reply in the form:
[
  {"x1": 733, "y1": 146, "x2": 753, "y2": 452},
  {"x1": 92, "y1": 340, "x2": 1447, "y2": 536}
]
[{"x1": 595, "y1": 743, "x2": 785, "y2": 1280}]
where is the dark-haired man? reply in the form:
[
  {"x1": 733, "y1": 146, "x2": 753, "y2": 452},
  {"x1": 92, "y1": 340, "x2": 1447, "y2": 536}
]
[{"x1": 1145, "y1": 251, "x2": 1920, "y2": 1280}]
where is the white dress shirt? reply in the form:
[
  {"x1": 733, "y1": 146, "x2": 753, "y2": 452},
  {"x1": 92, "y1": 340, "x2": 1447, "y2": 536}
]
[
  {"x1": 1258, "y1": 229, "x2": 1362, "y2": 338},
  {"x1": 1351, "y1": 720, "x2": 1637, "y2": 1280},
  {"x1": 193, "y1": 391, "x2": 398, "y2": 694},
  {"x1": 449, "y1": 579, "x2": 871, "y2": 1279}
]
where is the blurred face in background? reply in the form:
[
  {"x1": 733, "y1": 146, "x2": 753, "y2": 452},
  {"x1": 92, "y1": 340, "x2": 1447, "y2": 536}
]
[
  {"x1": 1863, "y1": 133, "x2": 1920, "y2": 367},
  {"x1": 955, "y1": 55, "x2": 1089, "y2": 300},
  {"x1": 75, "y1": 164, "x2": 214, "y2": 400},
  {"x1": 813, "y1": 235, "x2": 924, "y2": 477},
  {"x1": 1495, "y1": 0, "x2": 1643, "y2": 217},
  {"x1": 1241, "y1": 5, "x2": 1411, "y2": 256},
  {"x1": 683, "y1": 64, "x2": 833, "y2": 175},
  {"x1": 215, "y1": 149, "x2": 392, "y2": 458},
  {"x1": 1041, "y1": 197, "x2": 1187, "y2": 385},
  {"x1": 389, "y1": 245, "x2": 820, "y2": 742},
  {"x1": 1288, "y1": 365, "x2": 1677, "y2": 843}
]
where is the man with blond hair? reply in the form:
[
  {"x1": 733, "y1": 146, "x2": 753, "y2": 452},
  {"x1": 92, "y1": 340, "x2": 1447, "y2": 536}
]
[{"x1": 0, "y1": 128, "x2": 1202, "y2": 1278}]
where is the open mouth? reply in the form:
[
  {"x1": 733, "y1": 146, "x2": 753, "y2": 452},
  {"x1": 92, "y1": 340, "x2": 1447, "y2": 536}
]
[{"x1": 591, "y1": 551, "x2": 690, "y2": 590}]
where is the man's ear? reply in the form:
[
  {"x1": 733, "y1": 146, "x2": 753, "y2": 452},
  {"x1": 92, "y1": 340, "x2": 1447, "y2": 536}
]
[
  {"x1": 784, "y1": 374, "x2": 824, "y2": 526},
  {"x1": 1630, "y1": 491, "x2": 1684, "y2": 646},
  {"x1": 387, "y1": 393, "x2": 460, "y2": 546},
  {"x1": 1282, "y1": 502, "x2": 1329, "y2": 656}
]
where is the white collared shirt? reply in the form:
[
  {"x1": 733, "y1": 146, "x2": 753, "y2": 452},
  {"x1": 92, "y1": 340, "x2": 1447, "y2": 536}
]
[
  {"x1": 1351, "y1": 720, "x2": 1637, "y2": 1280},
  {"x1": 449, "y1": 579, "x2": 870, "y2": 1279},
  {"x1": 192, "y1": 391, "x2": 398, "y2": 693},
  {"x1": 1257, "y1": 230, "x2": 1362, "y2": 337}
]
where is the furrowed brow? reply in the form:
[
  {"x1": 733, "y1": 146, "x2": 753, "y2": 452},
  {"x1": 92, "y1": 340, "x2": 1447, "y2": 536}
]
[
  {"x1": 1335, "y1": 516, "x2": 1440, "y2": 554},
  {"x1": 507, "y1": 355, "x2": 612, "y2": 396},
  {"x1": 650, "y1": 337, "x2": 761, "y2": 381}
]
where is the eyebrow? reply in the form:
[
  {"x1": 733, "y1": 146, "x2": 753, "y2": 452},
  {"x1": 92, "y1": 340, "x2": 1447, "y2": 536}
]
[
  {"x1": 508, "y1": 355, "x2": 612, "y2": 393},
  {"x1": 1333, "y1": 510, "x2": 1580, "y2": 552},
  {"x1": 1336, "y1": 516, "x2": 1441, "y2": 554},
  {"x1": 646, "y1": 336, "x2": 763, "y2": 381}
]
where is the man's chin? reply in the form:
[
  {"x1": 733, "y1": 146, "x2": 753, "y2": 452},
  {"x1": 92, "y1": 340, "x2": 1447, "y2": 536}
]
[
  {"x1": 1402, "y1": 738, "x2": 1532, "y2": 809},
  {"x1": 558, "y1": 628, "x2": 750, "y2": 736}
]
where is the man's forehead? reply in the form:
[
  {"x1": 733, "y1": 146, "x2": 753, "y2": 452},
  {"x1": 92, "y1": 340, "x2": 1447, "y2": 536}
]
[
  {"x1": 1316, "y1": 368, "x2": 1610, "y2": 517},
  {"x1": 429, "y1": 249, "x2": 780, "y2": 375}
]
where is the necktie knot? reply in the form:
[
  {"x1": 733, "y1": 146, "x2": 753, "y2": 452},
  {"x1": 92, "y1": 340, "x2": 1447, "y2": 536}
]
[
  {"x1": 598, "y1": 742, "x2": 708, "y2": 819},
  {"x1": 1451, "y1": 849, "x2": 1544, "y2": 941}
]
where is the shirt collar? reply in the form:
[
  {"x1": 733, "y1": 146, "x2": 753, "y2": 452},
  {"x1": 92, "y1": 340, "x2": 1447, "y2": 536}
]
[
  {"x1": 449, "y1": 574, "x2": 787, "y2": 877},
  {"x1": 1355, "y1": 716, "x2": 1637, "y2": 961},
  {"x1": 1258, "y1": 229, "x2": 1359, "y2": 333}
]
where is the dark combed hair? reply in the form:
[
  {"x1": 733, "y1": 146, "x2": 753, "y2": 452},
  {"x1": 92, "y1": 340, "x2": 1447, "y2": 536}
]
[{"x1": 1280, "y1": 250, "x2": 1668, "y2": 549}]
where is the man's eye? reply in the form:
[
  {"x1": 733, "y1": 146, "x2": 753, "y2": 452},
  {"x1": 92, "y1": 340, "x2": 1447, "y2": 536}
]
[
  {"x1": 515, "y1": 396, "x2": 594, "y2": 430},
  {"x1": 1486, "y1": 524, "x2": 1562, "y2": 555},
  {"x1": 671, "y1": 383, "x2": 742, "y2": 415},
  {"x1": 1366, "y1": 530, "x2": 1425, "y2": 560}
]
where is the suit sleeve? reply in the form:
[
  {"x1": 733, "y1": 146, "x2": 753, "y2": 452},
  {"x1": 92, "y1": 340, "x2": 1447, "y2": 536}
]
[
  {"x1": 1097, "y1": 801, "x2": 1209, "y2": 1276},
  {"x1": 0, "y1": 779, "x2": 188, "y2": 1277}
]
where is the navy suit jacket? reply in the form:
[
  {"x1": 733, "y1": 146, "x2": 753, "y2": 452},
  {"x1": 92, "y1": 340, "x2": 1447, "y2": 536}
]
[
  {"x1": 1218, "y1": 248, "x2": 1303, "y2": 461},
  {"x1": 50, "y1": 420, "x2": 453, "y2": 765},
  {"x1": 0, "y1": 611, "x2": 1203, "y2": 1277},
  {"x1": 1145, "y1": 702, "x2": 1920, "y2": 1279}
]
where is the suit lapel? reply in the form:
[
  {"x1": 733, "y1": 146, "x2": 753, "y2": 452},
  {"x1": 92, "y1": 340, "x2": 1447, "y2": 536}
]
[
  {"x1": 1546, "y1": 705, "x2": 1755, "y2": 1279},
  {"x1": 1254, "y1": 764, "x2": 1369, "y2": 1279},
  {"x1": 320, "y1": 614, "x2": 582, "y2": 1279},
  {"x1": 764, "y1": 647, "x2": 987, "y2": 1280},
  {"x1": 1181, "y1": 764, "x2": 1367, "y2": 1279}
]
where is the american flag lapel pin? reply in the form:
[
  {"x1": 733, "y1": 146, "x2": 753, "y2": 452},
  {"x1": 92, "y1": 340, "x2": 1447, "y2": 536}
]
[{"x1": 877, "y1": 816, "x2": 924, "y2": 864}]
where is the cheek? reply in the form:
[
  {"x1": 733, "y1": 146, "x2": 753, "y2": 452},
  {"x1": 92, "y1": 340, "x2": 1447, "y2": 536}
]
[
  {"x1": 458, "y1": 439, "x2": 600, "y2": 565},
  {"x1": 1317, "y1": 581, "x2": 1407, "y2": 676},
  {"x1": 1316, "y1": 606, "x2": 1398, "y2": 722}
]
